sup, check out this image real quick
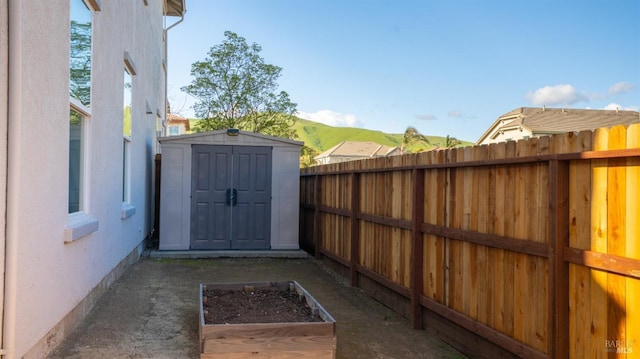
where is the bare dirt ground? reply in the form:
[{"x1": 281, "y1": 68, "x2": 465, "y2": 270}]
[
  {"x1": 202, "y1": 286, "x2": 323, "y2": 324},
  {"x1": 48, "y1": 256, "x2": 466, "y2": 359}
]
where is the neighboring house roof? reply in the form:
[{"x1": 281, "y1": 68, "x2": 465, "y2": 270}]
[
  {"x1": 167, "y1": 112, "x2": 190, "y2": 131},
  {"x1": 314, "y1": 141, "x2": 399, "y2": 160},
  {"x1": 477, "y1": 107, "x2": 640, "y2": 144}
]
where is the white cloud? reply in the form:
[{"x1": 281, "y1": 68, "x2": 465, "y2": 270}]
[
  {"x1": 416, "y1": 114, "x2": 436, "y2": 120},
  {"x1": 448, "y1": 110, "x2": 463, "y2": 118},
  {"x1": 604, "y1": 103, "x2": 639, "y2": 111},
  {"x1": 296, "y1": 110, "x2": 363, "y2": 127},
  {"x1": 607, "y1": 82, "x2": 635, "y2": 95},
  {"x1": 525, "y1": 84, "x2": 587, "y2": 106}
]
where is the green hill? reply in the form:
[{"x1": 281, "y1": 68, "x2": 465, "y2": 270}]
[
  {"x1": 188, "y1": 117, "x2": 473, "y2": 154},
  {"x1": 293, "y1": 118, "x2": 472, "y2": 153},
  {"x1": 294, "y1": 118, "x2": 400, "y2": 151}
]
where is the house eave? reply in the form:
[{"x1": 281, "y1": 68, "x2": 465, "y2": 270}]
[
  {"x1": 164, "y1": 0, "x2": 185, "y2": 16},
  {"x1": 475, "y1": 108, "x2": 526, "y2": 145}
]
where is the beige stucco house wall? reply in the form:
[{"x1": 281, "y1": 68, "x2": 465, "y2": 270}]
[{"x1": 0, "y1": 1, "x2": 184, "y2": 357}]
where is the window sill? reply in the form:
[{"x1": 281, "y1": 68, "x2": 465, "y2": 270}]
[
  {"x1": 121, "y1": 203, "x2": 136, "y2": 219},
  {"x1": 65, "y1": 212, "x2": 99, "y2": 243}
]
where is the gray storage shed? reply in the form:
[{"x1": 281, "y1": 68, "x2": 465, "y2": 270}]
[{"x1": 158, "y1": 130, "x2": 303, "y2": 251}]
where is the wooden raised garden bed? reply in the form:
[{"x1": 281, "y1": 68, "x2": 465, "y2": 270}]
[{"x1": 199, "y1": 281, "x2": 337, "y2": 359}]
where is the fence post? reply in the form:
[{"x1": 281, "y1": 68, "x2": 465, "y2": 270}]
[
  {"x1": 410, "y1": 168, "x2": 425, "y2": 329},
  {"x1": 314, "y1": 174, "x2": 322, "y2": 259},
  {"x1": 350, "y1": 172, "x2": 360, "y2": 286},
  {"x1": 548, "y1": 159, "x2": 570, "y2": 358}
]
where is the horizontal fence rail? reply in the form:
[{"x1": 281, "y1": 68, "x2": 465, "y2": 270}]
[{"x1": 299, "y1": 124, "x2": 640, "y2": 359}]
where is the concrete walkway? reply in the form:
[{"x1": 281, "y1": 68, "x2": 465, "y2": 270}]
[{"x1": 48, "y1": 253, "x2": 464, "y2": 359}]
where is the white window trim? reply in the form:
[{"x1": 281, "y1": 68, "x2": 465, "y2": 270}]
[
  {"x1": 121, "y1": 136, "x2": 135, "y2": 219},
  {"x1": 65, "y1": 212, "x2": 99, "y2": 243},
  {"x1": 69, "y1": 99, "x2": 90, "y2": 214},
  {"x1": 121, "y1": 203, "x2": 136, "y2": 219},
  {"x1": 67, "y1": 97, "x2": 98, "y2": 242},
  {"x1": 121, "y1": 62, "x2": 136, "y2": 219},
  {"x1": 70, "y1": 96, "x2": 90, "y2": 117},
  {"x1": 124, "y1": 52, "x2": 137, "y2": 76}
]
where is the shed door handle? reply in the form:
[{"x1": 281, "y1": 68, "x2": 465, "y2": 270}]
[{"x1": 226, "y1": 188, "x2": 238, "y2": 206}]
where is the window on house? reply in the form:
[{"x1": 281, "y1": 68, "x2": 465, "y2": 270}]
[
  {"x1": 156, "y1": 113, "x2": 164, "y2": 138},
  {"x1": 124, "y1": 69, "x2": 132, "y2": 138},
  {"x1": 69, "y1": 105, "x2": 85, "y2": 213},
  {"x1": 121, "y1": 62, "x2": 137, "y2": 219},
  {"x1": 168, "y1": 125, "x2": 180, "y2": 136},
  {"x1": 70, "y1": 1, "x2": 92, "y2": 107},
  {"x1": 123, "y1": 68, "x2": 132, "y2": 204},
  {"x1": 122, "y1": 137, "x2": 130, "y2": 202},
  {"x1": 69, "y1": 0, "x2": 91, "y2": 213},
  {"x1": 66, "y1": 0, "x2": 99, "y2": 242}
]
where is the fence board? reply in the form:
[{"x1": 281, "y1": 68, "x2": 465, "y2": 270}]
[
  {"x1": 626, "y1": 124, "x2": 640, "y2": 358},
  {"x1": 448, "y1": 149, "x2": 465, "y2": 312},
  {"x1": 590, "y1": 127, "x2": 609, "y2": 357},
  {"x1": 475, "y1": 145, "x2": 489, "y2": 325},
  {"x1": 502, "y1": 141, "x2": 516, "y2": 338},
  {"x1": 512, "y1": 141, "x2": 530, "y2": 344},
  {"x1": 489, "y1": 142, "x2": 506, "y2": 332},
  {"x1": 607, "y1": 126, "x2": 627, "y2": 351},
  {"x1": 423, "y1": 152, "x2": 446, "y2": 302},
  {"x1": 527, "y1": 138, "x2": 548, "y2": 353},
  {"x1": 567, "y1": 130, "x2": 593, "y2": 359},
  {"x1": 462, "y1": 147, "x2": 474, "y2": 318},
  {"x1": 423, "y1": 155, "x2": 435, "y2": 301}
]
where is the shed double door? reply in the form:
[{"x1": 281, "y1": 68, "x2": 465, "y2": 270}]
[{"x1": 190, "y1": 145, "x2": 272, "y2": 250}]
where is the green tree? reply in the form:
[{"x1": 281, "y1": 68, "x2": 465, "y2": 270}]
[
  {"x1": 299, "y1": 145, "x2": 319, "y2": 168},
  {"x1": 444, "y1": 135, "x2": 461, "y2": 148},
  {"x1": 182, "y1": 31, "x2": 297, "y2": 138},
  {"x1": 401, "y1": 126, "x2": 430, "y2": 154}
]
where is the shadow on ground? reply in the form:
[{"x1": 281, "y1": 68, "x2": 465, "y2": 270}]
[{"x1": 48, "y1": 255, "x2": 465, "y2": 359}]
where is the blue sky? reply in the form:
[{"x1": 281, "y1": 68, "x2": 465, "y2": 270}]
[{"x1": 166, "y1": 0, "x2": 639, "y2": 142}]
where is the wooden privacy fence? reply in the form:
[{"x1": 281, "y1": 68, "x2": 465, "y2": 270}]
[{"x1": 299, "y1": 124, "x2": 640, "y2": 359}]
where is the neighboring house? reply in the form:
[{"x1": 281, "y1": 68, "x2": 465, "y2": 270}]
[
  {"x1": 166, "y1": 102, "x2": 191, "y2": 136},
  {"x1": 0, "y1": 1, "x2": 185, "y2": 358},
  {"x1": 167, "y1": 112, "x2": 191, "y2": 136},
  {"x1": 314, "y1": 141, "x2": 400, "y2": 165},
  {"x1": 476, "y1": 107, "x2": 640, "y2": 145}
]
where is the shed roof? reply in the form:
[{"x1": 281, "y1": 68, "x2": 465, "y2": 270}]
[{"x1": 159, "y1": 129, "x2": 303, "y2": 147}]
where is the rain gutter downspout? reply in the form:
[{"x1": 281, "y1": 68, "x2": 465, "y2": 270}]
[
  {"x1": 1, "y1": 0, "x2": 19, "y2": 358},
  {"x1": 0, "y1": 0, "x2": 8, "y2": 355},
  {"x1": 163, "y1": 2, "x2": 185, "y2": 135}
]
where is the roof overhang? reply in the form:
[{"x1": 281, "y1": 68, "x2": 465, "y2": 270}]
[{"x1": 164, "y1": 0, "x2": 185, "y2": 16}]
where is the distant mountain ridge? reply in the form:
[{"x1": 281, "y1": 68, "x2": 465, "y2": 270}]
[
  {"x1": 187, "y1": 116, "x2": 473, "y2": 153},
  {"x1": 293, "y1": 118, "x2": 472, "y2": 153}
]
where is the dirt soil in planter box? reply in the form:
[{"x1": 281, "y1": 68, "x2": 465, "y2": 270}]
[{"x1": 203, "y1": 288, "x2": 324, "y2": 324}]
